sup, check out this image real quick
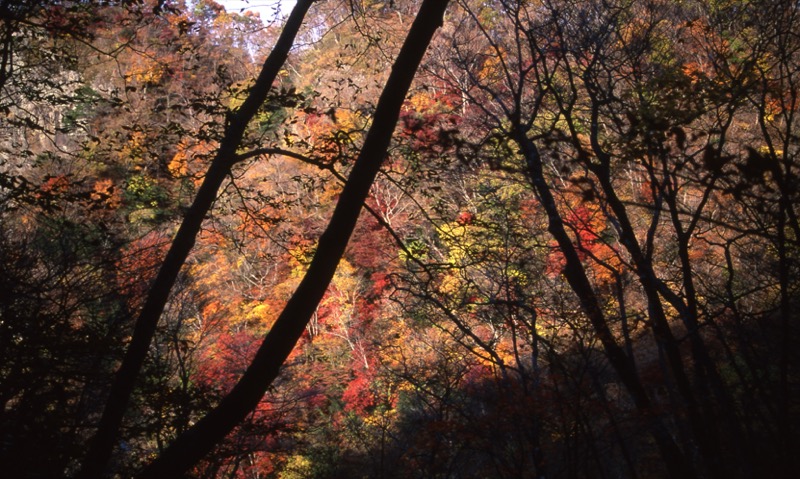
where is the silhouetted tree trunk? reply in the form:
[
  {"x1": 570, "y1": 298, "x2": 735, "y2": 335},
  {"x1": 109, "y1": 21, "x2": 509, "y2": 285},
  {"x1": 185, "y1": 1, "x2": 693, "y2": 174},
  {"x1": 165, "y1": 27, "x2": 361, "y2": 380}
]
[
  {"x1": 136, "y1": 0, "x2": 450, "y2": 477},
  {"x1": 76, "y1": 1, "x2": 315, "y2": 477},
  {"x1": 515, "y1": 130, "x2": 697, "y2": 479}
]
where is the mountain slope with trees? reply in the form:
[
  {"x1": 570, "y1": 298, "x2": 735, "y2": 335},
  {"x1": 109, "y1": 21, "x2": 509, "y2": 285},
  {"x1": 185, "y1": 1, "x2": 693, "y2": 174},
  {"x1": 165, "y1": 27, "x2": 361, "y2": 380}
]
[{"x1": 0, "y1": 0, "x2": 797, "y2": 478}]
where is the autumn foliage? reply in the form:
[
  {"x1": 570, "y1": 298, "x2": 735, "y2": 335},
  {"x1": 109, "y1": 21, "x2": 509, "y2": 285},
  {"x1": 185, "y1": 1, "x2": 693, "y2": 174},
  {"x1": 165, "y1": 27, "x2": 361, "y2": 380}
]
[{"x1": 0, "y1": 0, "x2": 798, "y2": 478}]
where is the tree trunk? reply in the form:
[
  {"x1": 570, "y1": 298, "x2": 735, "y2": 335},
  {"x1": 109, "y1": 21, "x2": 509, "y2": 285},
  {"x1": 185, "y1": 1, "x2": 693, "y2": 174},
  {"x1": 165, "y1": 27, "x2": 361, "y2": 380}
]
[
  {"x1": 136, "y1": 1, "x2": 450, "y2": 477},
  {"x1": 514, "y1": 130, "x2": 696, "y2": 479},
  {"x1": 76, "y1": 2, "x2": 315, "y2": 477}
]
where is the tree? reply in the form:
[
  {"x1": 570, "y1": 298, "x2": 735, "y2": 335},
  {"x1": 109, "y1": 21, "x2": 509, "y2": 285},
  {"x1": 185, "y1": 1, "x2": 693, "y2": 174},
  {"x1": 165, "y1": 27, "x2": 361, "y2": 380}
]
[
  {"x1": 78, "y1": 1, "x2": 317, "y2": 476},
  {"x1": 379, "y1": 0, "x2": 798, "y2": 476},
  {"x1": 137, "y1": 0, "x2": 451, "y2": 475},
  {"x1": 1, "y1": 1, "x2": 797, "y2": 477}
]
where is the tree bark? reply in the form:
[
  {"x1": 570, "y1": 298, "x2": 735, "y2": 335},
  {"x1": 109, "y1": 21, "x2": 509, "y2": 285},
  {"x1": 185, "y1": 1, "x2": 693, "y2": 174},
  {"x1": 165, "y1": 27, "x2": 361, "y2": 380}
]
[
  {"x1": 514, "y1": 130, "x2": 696, "y2": 479},
  {"x1": 136, "y1": 1, "x2": 450, "y2": 477},
  {"x1": 76, "y1": 1, "x2": 315, "y2": 477}
]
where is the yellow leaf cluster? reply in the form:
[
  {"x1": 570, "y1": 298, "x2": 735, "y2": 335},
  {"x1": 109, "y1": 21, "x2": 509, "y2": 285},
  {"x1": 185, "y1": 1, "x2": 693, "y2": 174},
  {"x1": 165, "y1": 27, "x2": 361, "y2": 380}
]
[{"x1": 126, "y1": 57, "x2": 165, "y2": 85}]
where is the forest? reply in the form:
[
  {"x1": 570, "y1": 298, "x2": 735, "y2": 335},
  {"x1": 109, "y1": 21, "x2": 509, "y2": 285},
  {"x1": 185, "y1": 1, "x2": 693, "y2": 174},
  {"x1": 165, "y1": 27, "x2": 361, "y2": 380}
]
[{"x1": 0, "y1": 0, "x2": 798, "y2": 477}]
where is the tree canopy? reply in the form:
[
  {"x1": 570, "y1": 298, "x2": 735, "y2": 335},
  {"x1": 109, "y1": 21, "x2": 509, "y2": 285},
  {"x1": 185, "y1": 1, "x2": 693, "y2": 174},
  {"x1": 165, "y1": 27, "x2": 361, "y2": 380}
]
[{"x1": 0, "y1": 0, "x2": 798, "y2": 477}]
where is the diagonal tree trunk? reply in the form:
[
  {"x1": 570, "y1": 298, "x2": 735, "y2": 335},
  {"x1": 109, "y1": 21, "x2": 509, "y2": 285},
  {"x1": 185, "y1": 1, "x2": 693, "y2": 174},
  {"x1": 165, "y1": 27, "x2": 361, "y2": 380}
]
[
  {"x1": 136, "y1": 1, "x2": 451, "y2": 477},
  {"x1": 76, "y1": 1, "x2": 316, "y2": 477}
]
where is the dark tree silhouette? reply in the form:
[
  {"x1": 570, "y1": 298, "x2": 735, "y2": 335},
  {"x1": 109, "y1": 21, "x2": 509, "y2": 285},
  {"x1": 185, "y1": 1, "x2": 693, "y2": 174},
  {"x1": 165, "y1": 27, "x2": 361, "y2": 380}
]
[
  {"x1": 135, "y1": 0, "x2": 450, "y2": 476},
  {"x1": 77, "y1": 1, "x2": 316, "y2": 476}
]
